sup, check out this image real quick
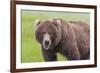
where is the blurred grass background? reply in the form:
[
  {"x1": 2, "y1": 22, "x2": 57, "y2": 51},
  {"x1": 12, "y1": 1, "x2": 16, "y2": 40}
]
[{"x1": 21, "y1": 10, "x2": 90, "y2": 63}]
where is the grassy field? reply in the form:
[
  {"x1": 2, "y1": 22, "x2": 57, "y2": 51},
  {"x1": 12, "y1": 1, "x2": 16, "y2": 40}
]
[{"x1": 21, "y1": 10, "x2": 90, "y2": 63}]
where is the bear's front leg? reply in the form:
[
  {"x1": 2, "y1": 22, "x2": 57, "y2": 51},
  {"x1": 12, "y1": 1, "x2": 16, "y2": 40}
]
[
  {"x1": 41, "y1": 47, "x2": 57, "y2": 61},
  {"x1": 61, "y1": 34, "x2": 81, "y2": 60},
  {"x1": 66, "y1": 47, "x2": 81, "y2": 60}
]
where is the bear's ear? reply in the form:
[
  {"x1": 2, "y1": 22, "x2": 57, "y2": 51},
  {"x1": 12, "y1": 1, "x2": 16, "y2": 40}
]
[
  {"x1": 53, "y1": 19, "x2": 61, "y2": 29},
  {"x1": 56, "y1": 19, "x2": 61, "y2": 26},
  {"x1": 49, "y1": 19, "x2": 61, "y2": 27},
  {"x1": 34, "y1": 19, "x2": 42, "y2": 27}
]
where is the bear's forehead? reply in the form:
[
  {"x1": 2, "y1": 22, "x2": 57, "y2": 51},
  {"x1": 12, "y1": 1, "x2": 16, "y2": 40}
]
[
  {"x1": 42, "y1": 20, "x2": 52, "y2": 25},
  {"x1": 36, "y1": 20, "x2": 59, "y2": 33},
  {"x1": 37, "y1": 25, "x2": 56, "y2": 33},
  {"x1": 39, "y1": 21, "x2": 55, "y2": 28}
]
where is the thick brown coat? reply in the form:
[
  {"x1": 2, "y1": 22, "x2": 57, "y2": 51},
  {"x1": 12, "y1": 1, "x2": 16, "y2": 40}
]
[{"x1": 35, "y1": 19, "x2": 90, "y2": 61}]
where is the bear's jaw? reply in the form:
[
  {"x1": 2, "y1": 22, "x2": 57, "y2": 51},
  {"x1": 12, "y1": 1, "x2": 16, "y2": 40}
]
[{"x1": 43, "y1": 46, "x2": 50, "y2": 50}]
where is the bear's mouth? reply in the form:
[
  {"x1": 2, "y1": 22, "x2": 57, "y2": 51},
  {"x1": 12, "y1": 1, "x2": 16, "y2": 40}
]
[
  {"x1": 45, "y1": 41, "x2": 49, "y2": 46},
  {"x1": 43, "y1": 41, "x2": 51, "y2": 50},
  {"x1": 43, "y1": 43, "x2": 50, "y2": 50},
  {"x1": 44, "y1": 46, "x2": 50, "y2": 50}
]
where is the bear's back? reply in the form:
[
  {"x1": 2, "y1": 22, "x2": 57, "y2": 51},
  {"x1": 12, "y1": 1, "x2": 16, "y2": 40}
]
[{"x1": 69, "y1": 21, "x2": 90, "y2": 58}]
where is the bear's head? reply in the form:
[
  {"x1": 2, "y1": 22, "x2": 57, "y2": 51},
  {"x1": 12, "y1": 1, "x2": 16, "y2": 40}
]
[{"x1": 35, "y1": 19, "x2": 62, "y2": 50}]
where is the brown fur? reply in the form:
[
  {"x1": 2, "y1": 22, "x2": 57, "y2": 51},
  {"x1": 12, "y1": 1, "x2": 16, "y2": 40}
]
[{"x1": 35, "y1": 19, "x2": 90, "y2": 61}]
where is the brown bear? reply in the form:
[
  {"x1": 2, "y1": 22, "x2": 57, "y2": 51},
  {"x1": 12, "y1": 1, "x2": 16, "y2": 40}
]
[{"x1": 35, "y1": 18, "x2": 90, "y2": 61}]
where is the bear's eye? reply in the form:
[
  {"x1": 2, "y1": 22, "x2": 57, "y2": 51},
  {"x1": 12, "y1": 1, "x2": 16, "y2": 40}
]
[
  {"x1": 42, "y1": 31, "x2": 46, "y2": 34},
  {"x1": 48, "y1": 32, "x2": 52, "y2": 36}
]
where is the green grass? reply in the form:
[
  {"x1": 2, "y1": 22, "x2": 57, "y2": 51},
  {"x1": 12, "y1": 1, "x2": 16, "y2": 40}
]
[{"x1": 21, "y1": 10, "x2": 90, "y2": 63}]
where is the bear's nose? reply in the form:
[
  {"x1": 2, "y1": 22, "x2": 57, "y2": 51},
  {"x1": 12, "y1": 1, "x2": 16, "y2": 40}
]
[{"x1": 45, "y1": 41, "x2": 49, "y2": 46}]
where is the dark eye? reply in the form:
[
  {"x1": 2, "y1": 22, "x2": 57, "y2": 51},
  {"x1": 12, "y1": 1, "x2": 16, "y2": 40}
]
[
  {"x1": 42, "y1": 31, "x2": 46, "y2": 34},
  {"x1": 49, "y1": 32, "x2": 52, "y2": 36}
]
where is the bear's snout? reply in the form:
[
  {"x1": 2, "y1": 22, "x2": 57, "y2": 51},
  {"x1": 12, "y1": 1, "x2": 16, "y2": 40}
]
[
  {"x1": 44, "y1": 40, "x2": 49, "y2": 46},
  {"x1": 42, "y1": 33, "x2": 51, "y2": 50}
]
